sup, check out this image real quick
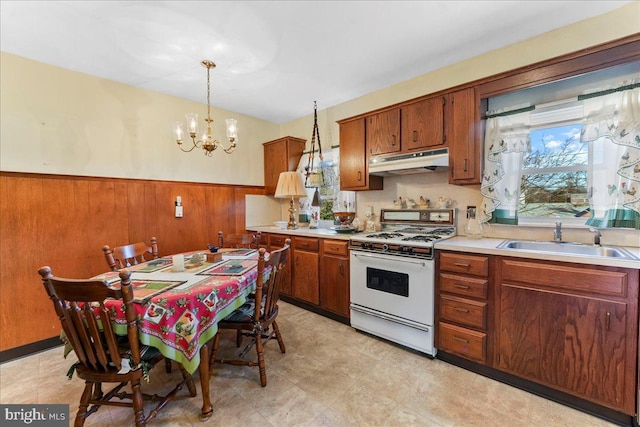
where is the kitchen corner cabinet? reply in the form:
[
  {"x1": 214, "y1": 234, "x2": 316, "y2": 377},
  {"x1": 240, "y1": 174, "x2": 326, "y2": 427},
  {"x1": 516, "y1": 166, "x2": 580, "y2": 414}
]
[
  {"x1": 291, "y1": 236, "x2": 320, "y2": 304},
  {"x1": 320, "y1": 239, "x2": 350, "y2": 317},
  {"x1": 436, "y1": 251, "x2": 492, "y2": 364},
  {"x1": 263, "y1": 136, "x2": 306, "y2": 195},
  {"x1": 495, "y1": 257, "x2": 638, "y2": 415},
  {"x1": 267, "y1": 234, "x2": 292, "y2": 296},
  {"x1": 338, "y1": 118, "x2": 383, "y2": 191},
  {"x1": 401, "y1": 96, "x2": 447, "y2": 152},
  {"x1": 447, "y1": 87, "x2": 482, "y2": 185}
]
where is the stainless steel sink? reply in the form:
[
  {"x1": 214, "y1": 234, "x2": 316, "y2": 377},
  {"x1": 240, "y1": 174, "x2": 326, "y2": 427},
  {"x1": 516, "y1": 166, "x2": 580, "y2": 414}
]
[{"x1": 497, "y1": 240, "x2": 639, "y2": 260}]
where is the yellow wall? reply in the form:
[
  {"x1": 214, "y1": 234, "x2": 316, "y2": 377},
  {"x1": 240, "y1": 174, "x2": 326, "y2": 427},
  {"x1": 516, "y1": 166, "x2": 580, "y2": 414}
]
[{"x1": 0, "y1": 53, "x2": 279, "y2": 185}]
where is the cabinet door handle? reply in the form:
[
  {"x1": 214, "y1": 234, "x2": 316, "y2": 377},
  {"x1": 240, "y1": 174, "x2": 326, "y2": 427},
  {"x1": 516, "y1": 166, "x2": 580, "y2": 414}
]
[
  {"x1": 463, "y1": 158, "x2": 468, "y2": 172},
  {"x1": 391, "y1": 134, "x2": 397, "y2": 146},
  {"x1": 454, "y1": 308, "x2": 470, "y2": 313},
  {"x1": 454, "y1": 262, "x2": 470, "y2": 267},
  {"x1": 412, "y1": 130, "x2": 417, "y2": 142},
  {"x1": 606, "y1": 312, "x2": 611, "y2": 331},
  {"x1": 454, "y1": 284, "x2": 470, "y2": 289},
  {"x1": 452, "y1": 336, "x2": 469, "y2": 344},
  {"x1": 357, "y1": 171, "x2": 362, "y2": 182},
  {"x1": 339, "y1": 263, "x2": 344, "y2": 276}
]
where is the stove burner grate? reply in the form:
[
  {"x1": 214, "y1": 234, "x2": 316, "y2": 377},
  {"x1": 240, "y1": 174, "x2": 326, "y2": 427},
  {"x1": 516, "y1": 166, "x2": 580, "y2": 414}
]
[
  {"x1": 402, "y1": 235, "x2": 442, "y2": 242},
  {"x1": 365, "y1": 232, "x2": 405, "y2": 239}
]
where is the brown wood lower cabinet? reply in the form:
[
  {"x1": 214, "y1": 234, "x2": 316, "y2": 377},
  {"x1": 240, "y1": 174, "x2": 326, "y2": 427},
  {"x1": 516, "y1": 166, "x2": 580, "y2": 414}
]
[
  {"x1": 265, "y1": 233, "x2": 350, "y2": 321},
  {"x1": 320, "y1": 239, "x2": 350, "y2": 317},
  {"x1": 291, "y1": 236, "x2": 320, "y2": 305},
  {"x1": 436, "y1": 251, "x2": 492, "y2": 364},
  {"x1": 437, "y1": 250, "x2": 639, "y2": 417},
  {"x1": 495, "y1": 257, "x2": 638, "y2": 415}
]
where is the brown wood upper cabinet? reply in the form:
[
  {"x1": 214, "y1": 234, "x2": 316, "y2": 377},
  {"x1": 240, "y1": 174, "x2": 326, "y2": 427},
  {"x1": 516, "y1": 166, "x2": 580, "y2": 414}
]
[
  {"x1": 367, "y1": 108, "x2": 400, "y2": 156},
  {"x1": 338, "y1": 118, "x2": 383, "y2": 191},
  {"x1": 447, "y1": 87, "x2": 482, "y2": 185},
  {"x1": 263, "y1": 136, "x2": 306, "y2": 195},
  {"x1": 368, "y1": 96, "x2": 447, "y2": 158},
  {"x1": 401, "y1": 96, "x2": 447, "y2": 152}
]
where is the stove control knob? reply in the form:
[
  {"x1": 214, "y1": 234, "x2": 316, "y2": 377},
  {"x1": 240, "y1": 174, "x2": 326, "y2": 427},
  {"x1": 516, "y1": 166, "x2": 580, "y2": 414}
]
[
  {"x1": 407, "y1": 247, "x2": 414, "y2": 254},
  {"x1": 382, "y1": 244, "x2": 389, "y2": 251}
]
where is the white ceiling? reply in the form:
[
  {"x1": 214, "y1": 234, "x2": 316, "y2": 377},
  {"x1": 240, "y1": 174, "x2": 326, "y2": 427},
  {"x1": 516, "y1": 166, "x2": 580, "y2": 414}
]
[{"x1": 0, "y1": 1, "x2": 633, "y2": 124}]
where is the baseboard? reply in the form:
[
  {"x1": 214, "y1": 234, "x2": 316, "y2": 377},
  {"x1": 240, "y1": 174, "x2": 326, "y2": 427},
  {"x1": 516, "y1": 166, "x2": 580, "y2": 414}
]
[
  {"x1": 0, "y1": 337, "x2": 62, "y2": 364},
  {"x1": 280, "y1": 295, "x2": 350, "y2": 325}
]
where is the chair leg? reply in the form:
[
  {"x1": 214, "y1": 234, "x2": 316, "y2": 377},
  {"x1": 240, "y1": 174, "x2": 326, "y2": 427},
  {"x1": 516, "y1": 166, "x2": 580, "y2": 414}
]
[
  {"x1": 209, "y1": 333, "x2": 221, "y2": 371},
  {"x1": 273, "y1": 320, "x2": 286, "y2": 353},
  {"x1": 255, "y1": 332, "x2": 267, "y2": 387},
  {"x1": 236, "y1": 329, "x2": 243, "y2": 347},
  {"x1": 131, "y1": 378, "x2": 145, "y2": 427},
  {"x1": 74, "y1": 382, "x2": 93, "y2": 427}
]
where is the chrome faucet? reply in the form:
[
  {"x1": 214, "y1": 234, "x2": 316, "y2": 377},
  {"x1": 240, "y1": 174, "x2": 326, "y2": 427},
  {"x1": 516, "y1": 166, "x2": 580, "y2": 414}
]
[
  {"x1": 589, "y1": 228, "x2": 601, "y2": 246},
  {"x1": 553, "y1": 221, "x2": 562, "y2": 242}
]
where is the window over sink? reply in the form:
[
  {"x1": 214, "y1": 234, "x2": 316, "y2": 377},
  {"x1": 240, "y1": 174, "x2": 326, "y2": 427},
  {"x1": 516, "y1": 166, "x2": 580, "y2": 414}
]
[{"x1": 480, "y1": 62, "x2": 640, "y2": 230}]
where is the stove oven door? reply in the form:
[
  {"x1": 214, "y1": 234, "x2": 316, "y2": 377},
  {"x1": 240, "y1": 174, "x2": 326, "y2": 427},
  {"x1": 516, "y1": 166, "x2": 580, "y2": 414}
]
[{"x1": 350, "y1": 250, "x2": 434, "y2": 326}]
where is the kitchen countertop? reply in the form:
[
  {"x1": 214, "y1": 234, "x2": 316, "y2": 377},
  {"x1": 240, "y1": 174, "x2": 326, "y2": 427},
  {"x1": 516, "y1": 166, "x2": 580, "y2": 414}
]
[
  {"x1": 249, "y1": 226, "x2": 640, "y2": 268},
  {"x1": 435, "y1": 236, "x2": 640, "y2": 269},
  {"x1": 247, "y1": 225, "x2": 353, "y2": 240}
]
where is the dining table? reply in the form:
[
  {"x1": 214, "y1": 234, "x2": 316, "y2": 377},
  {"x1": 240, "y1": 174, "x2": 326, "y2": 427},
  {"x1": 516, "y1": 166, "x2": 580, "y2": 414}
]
[{"x1": 91, "y1": 248, "x2": 264, "y2": 420}]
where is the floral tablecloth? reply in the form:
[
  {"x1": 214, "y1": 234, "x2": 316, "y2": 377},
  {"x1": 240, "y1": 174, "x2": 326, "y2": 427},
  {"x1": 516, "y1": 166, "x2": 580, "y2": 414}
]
[{"x1": 93, "y1": 251, "x2": 262, "y2": 374}]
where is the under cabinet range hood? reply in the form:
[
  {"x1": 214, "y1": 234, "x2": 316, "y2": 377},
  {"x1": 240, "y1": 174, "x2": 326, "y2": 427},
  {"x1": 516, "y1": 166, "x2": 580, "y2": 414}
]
[{"x1": 369, "y1": 148, "x2": 449, "y2": 176}]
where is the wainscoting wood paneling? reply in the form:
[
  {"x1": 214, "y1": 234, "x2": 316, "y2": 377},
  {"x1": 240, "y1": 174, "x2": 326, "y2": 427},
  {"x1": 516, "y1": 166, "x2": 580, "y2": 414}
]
[{"x1": 0, "y1": 172, "x2": 265, "y2": 352}]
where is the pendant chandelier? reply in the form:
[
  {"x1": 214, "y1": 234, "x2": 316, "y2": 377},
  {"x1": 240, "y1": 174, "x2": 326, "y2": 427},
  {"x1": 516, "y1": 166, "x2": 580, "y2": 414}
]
[{"x1": 173, "y1": 60, "x2": 238, "y2": 156}]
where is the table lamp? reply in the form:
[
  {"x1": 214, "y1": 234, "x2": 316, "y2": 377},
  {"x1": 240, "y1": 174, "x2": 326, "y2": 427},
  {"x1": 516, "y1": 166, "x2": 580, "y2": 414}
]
[{"x1": 274, "y1": 171, "x2": 307, "y2": 229}]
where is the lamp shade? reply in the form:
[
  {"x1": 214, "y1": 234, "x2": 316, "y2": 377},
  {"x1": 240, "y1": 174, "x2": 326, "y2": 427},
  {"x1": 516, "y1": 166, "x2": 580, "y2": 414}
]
[{"x1": 274, "y1": 172, "x2": 307, "y2": 198}]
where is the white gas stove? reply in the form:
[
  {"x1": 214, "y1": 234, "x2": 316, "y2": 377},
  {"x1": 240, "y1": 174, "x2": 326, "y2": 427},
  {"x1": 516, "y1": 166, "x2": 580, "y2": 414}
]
[{"x1": 349, "y1": 208, "x2": 456, "y2": 357}]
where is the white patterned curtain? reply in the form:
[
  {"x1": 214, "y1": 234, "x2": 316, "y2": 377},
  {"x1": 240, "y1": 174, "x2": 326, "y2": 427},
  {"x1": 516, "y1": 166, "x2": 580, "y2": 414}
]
[
  {"x1": 480, "y1": 110, "x2": 531, "y2": 224},
  {"x1": 581, "y1": 84, "x2": 640, "y2": 230}
]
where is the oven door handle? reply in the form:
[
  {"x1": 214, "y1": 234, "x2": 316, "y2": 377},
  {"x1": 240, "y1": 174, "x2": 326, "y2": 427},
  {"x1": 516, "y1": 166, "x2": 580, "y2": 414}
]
[
  {"x1": 350, "y1": 304, "x2": 431, "y2": 332},
  {"x1": 352, "y1": 252, "x2": 427, "y2": 267}
]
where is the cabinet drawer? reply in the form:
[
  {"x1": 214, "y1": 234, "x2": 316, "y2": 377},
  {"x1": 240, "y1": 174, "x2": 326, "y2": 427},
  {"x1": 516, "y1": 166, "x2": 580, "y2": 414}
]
[
  {"x1": 293, "y1": 237, "x2": 319, "y2": 252},
  {"x1": 440, "y1": 252, "x2": 489, "y2": 277},
  {"x1": 323, "y1": 240, "x2": 348, "y2": 256},
  {"x1": 438, "y1": 322, "x2": 486, "y2": 362},
  {"x1": 269, "y1": 234, "x2": 290, "y2": 249},
  {"x1": 439, "y1": 295, "x2": 486, "y2": 329},
  {"x1": 440, "y1": 273, "x2": 488, "y2": 299},
  {"x1": 501, "y1": 259, "x2": 629, "y2": 298}
]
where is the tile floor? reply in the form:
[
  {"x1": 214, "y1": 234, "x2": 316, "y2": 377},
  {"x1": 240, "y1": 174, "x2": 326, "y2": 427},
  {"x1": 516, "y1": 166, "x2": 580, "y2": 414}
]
[{"x1": 0, "y1": 302, "x2": 619, "y2": 427}]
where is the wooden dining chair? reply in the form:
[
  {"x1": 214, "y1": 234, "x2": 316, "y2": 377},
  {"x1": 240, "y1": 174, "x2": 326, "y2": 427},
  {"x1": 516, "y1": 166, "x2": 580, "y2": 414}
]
[
  {"x1": 38, "y1": 266, "x2": 196, "y2": 427},
  {"x1": 218, "y1": 231, "x2": 261, "y2": 249},
  {"x1": 209, "y1": 239, "x2": 290, "y2": 387},
  {"x1": 102, "y1": 237, "x2": 173, "y2": 373},
  {"x1": 102, "y1": 237, "x2": 159, "y2": 271}
]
